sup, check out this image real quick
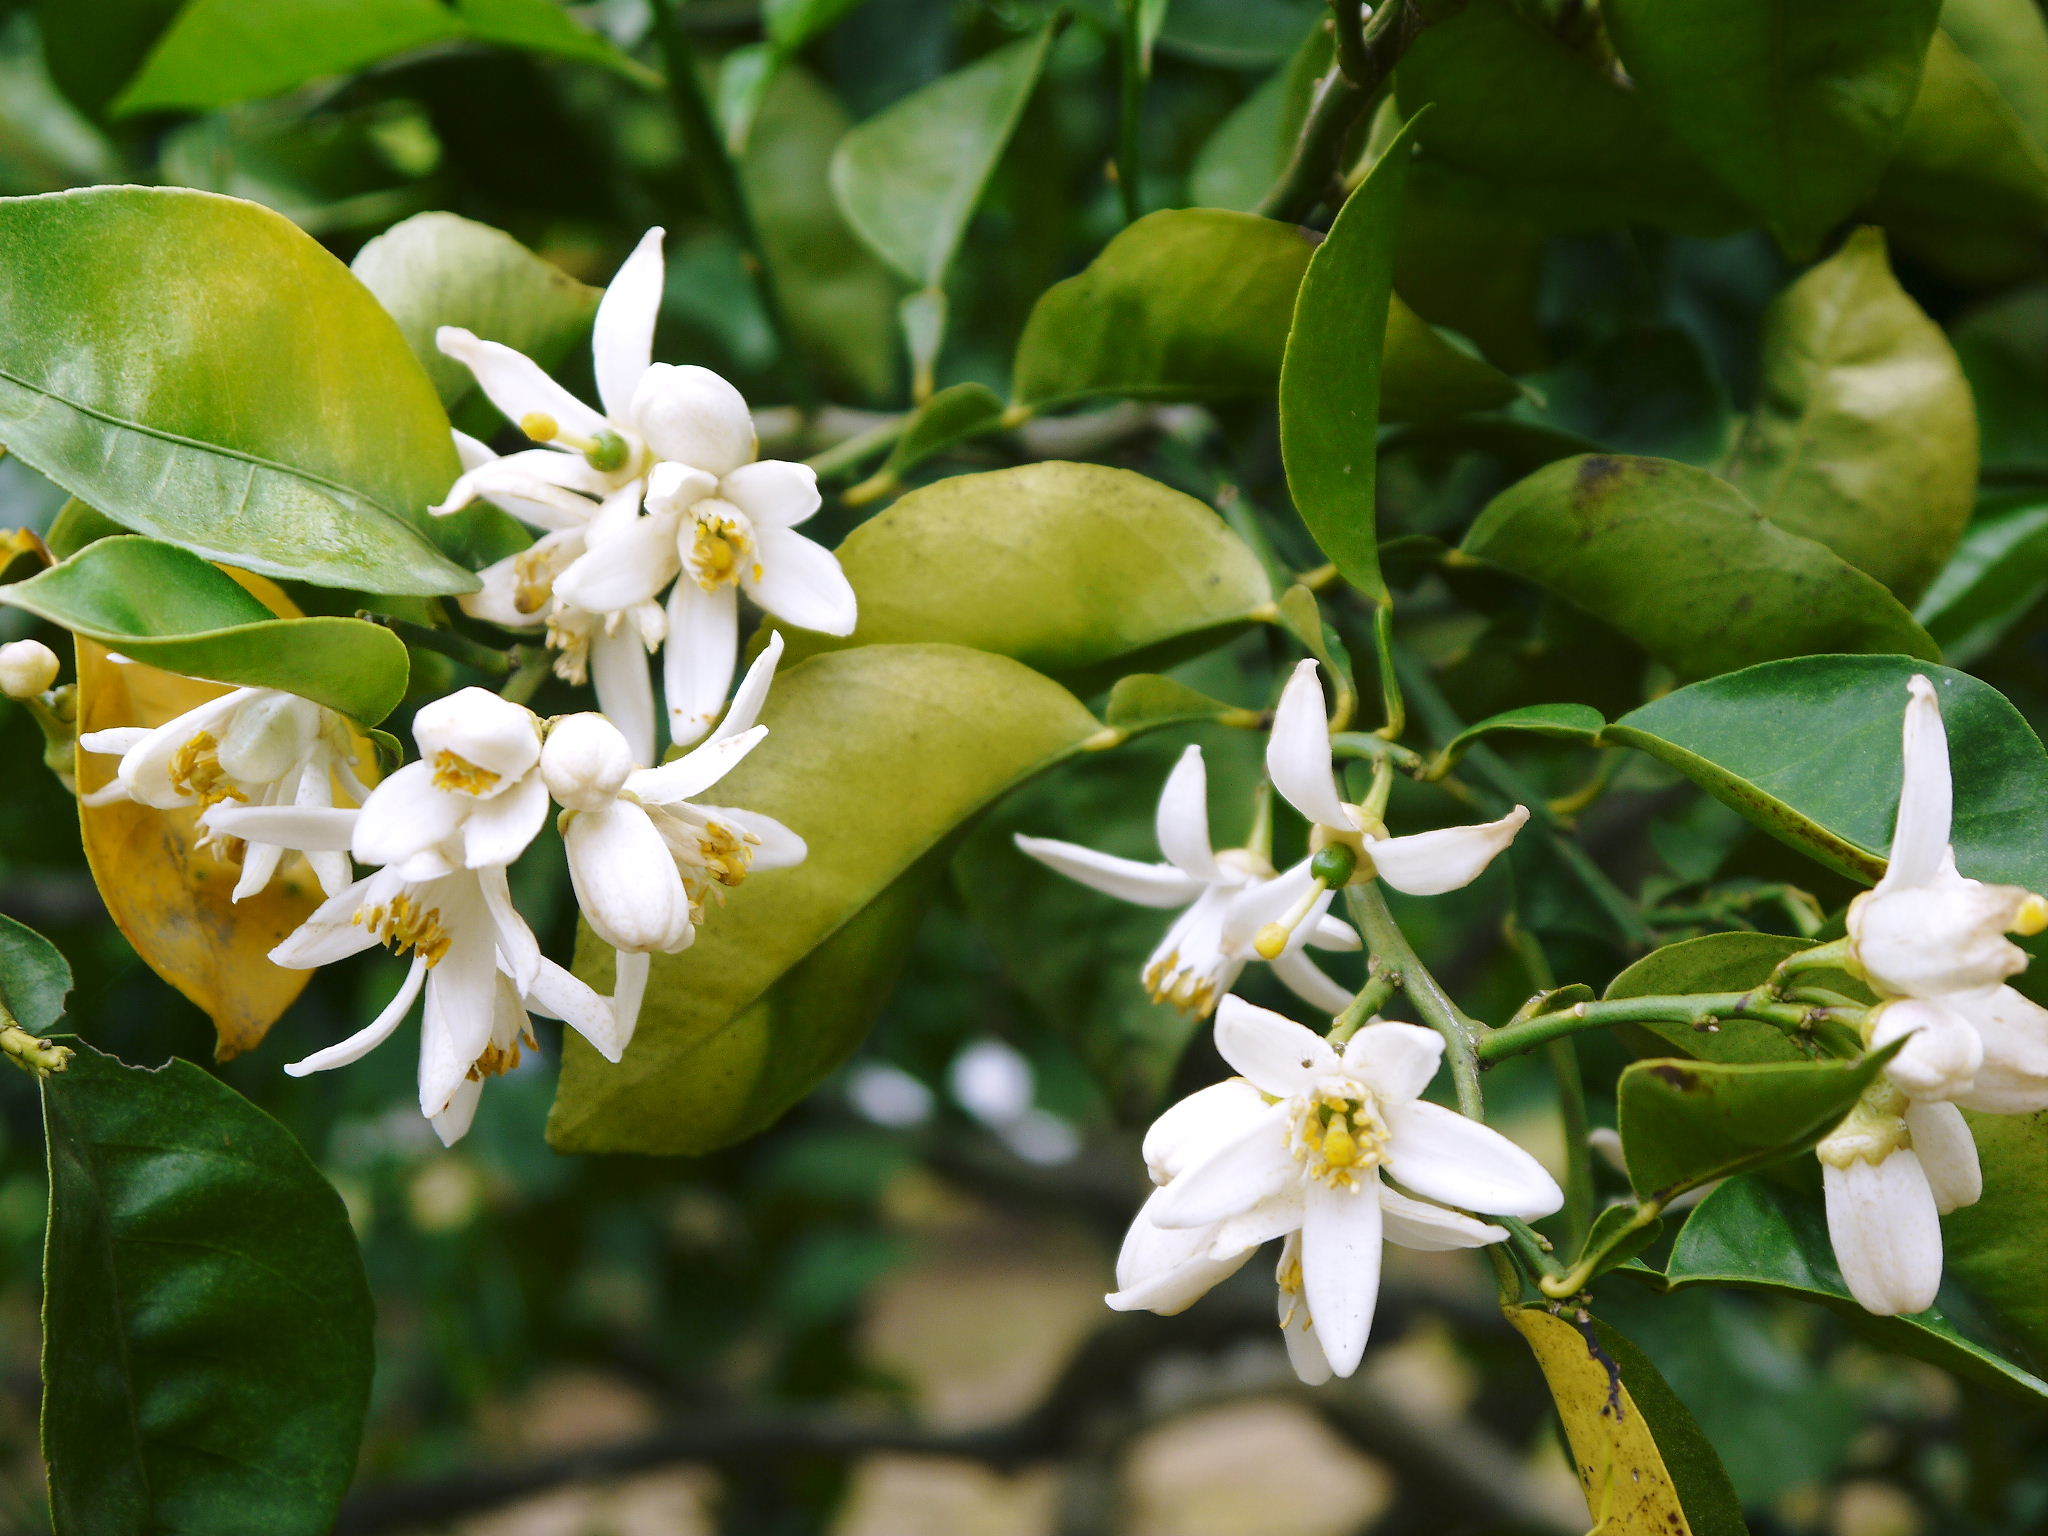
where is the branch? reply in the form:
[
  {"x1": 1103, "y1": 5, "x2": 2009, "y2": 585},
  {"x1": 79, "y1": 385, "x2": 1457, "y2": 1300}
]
[
  {"x1": 1255, "y1": 0, "x2": 1427, "y2": 224},
  {"x1": 1478, "y1": 991, "x2": 1861, "y2": 1064}
]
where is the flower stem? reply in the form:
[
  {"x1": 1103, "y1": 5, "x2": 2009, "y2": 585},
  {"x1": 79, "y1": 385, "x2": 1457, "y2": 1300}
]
[
  {"x1": 1255, "y1": 0, "x2": 1425, "y2": 223},
  {"x1": 1345, "y1": 880, "x2": 1486, "y2": 1119},
  {"x1": 1478, "y1": 992, "x2": 1864, "y2": 1065},
  {"x1": 1114, "y1": 0, "x2": 1148, "y2": 222},
  {"x1": 360, "y1": 614, "x2": 514, "y2": 677},
  {"x1": 1327, "y1": 964, "x2": 1399, "y2": 1046},
  {"x1": 1505, "y1": 917, "x2": 1593, "y2": 1252}
]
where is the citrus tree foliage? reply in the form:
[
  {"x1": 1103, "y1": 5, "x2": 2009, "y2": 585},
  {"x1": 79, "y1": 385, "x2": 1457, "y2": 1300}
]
[{"x1": 4, "y1": 1, "x2": 2048, "y2": 1532}]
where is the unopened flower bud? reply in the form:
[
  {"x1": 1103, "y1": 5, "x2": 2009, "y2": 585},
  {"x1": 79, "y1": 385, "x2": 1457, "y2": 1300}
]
[
  {"x1": 541, "y1": 712, "x2": 635, "y2": 810},
  {"x1": 0, "y1": 639, "x2": 58, "y2": 700}
]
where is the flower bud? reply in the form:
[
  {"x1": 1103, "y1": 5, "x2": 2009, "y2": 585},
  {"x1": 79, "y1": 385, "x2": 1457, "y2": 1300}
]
[
  {"x1": 541, "y1": 712, "x2": 635, "y2": 810},
  {"x1": 630, "y1": 363, "x2": 756, "y2": 477},
  {"x1": 0, "y1": 639, "x2": 59, "y2": 700},
  {"x1": 414, "y1": 687, "x2": 541, "y2": 793},
  {"x1": 1869, "y1": 998, "x2": 1983, "y2": 1100}
]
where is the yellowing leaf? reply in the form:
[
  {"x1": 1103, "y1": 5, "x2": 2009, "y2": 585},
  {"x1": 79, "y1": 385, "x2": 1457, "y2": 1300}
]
[{"x1": 72, "y1": 569, "x2": 377, "y2": 1060}]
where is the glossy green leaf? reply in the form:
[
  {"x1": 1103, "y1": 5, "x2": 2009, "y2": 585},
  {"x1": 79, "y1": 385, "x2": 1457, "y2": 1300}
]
[
  {"x1": 40, "y1": 1038, "x2": 374, "y2": 1535},
  {"x1": 1279, "y1": 116, "x2": 1422, "y2": 601},
  {"x1": 0, "y1": 187, "x2": 475, "y2": 595},
  {"x1": 778, "y1": 463, "x2": 1273, "y2": 686},
  {"x1": 829, "y1": 28, "x2": 1052, "y2": 287},
  {"x1": 43, "y1": 501, "x2": 128, "y2": 562},
  {"x1": 0, "y1": 536, "x2": 409, "y2": 723},
  {"x1": 1572, "y1": 1199, "x2": 1667, "y2": 1284},
  {"x1": 765, "y1": 0, "x2": 873, "y2": 50},
  {"x1": 0, "y1": 911, "x2": 71, "y2": 1032},
  {"x1": 1506, "y1": 1306, "x2": 1749, "y2": 1536},
  {"x1": 742, "y1": 66, "x2": 901, "y2": 403},
  {"x1": 1725, "y1": 228, "x2": 1977, "y2": 602},
  {"x1": 1394, "y1": 0, "x2": 1744, "y2": 234},
  {"x1": 1607, "y1": 655, "x2": 2048, "y2": 890},
  {"x1": 1619, "y1": 1048, "x2": 1896, "y2": 1202},
  {"x1": 1435, "y1": 703, "x2": 1603, "y2": 773},
  {"x1": 1603, "y1": 0, "x2": 1940, "y2": 254},
  {"x1": 865, "y1": 381, "x2": 1005, "y2": 486},
  {"x1": 1274, "y1": 585, "x2": 1353, "y2": 698},
  {"x1": 351, "y1": 210, "x2": 599, "y2": 436},
  {"x1": 35, "y1": 0, "x2": 185, "y2": 118},
  {"x1": 1945, "y1": 1111, "x2": 2048, "y2": 1372},
  {"x1": 1012, "y1": 209, "x2": 1517, "y2": 420},
  {"x1": 1461, "y1": 455, "x2": 1937, "y2": 682},
  {"x1": 1669, "y1": 1173, "x2": 2048, "y2": 1399},
  {"x1": 549, "y1": 645, "x2": 1102, "y2": 1154},
  {"x1": 1104, "y1": 674, "x2": 1253, "y2": 734},
  {"x1": 115, "y1": 0, "x2": 638, "y2": 115},
  {"x1": 1914, "y1": 498, "x2": 2048, "y2": 664},
  {"x1": 1514, "y1": 325, "x2": 1731, "y2": 466}
]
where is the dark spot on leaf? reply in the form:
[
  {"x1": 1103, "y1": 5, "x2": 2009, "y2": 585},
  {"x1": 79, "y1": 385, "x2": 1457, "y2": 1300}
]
[{"x1": 1647, "y1": 1062, "x2": 1700, "y2": 1090}]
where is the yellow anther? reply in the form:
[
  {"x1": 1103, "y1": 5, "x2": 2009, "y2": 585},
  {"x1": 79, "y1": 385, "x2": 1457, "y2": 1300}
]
[
  {"x1": 2014, "y1": 893, "x2": 2048, "y2": 937},
  {"x1": 519, "y1": 412, "x2": 560, "y2": 443},
  {"x1": 431, "y1": 750, "x2": 502, "y2": 796},
  {"x1": 169, "y1": 731, "x2": 248, "y2": 812},
  {"x1": 1253, "y1": 923, "x2": 1290, "y2": 960}
]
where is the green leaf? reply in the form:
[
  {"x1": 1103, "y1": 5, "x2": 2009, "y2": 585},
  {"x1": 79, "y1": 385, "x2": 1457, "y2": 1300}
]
[
  {"x1": 863, "y1": 381, "x2": 1006, "y2": 488},
  {"x1": 351, "y1": 210, "x2": 599, "y2": 437},
  {"x1": 1104, "y1": 674, "x2": 1254, "y2": 734},
  {"x1": 1724, "y1": 228, "x2": 1978, "y2": 602},
  {"x1": 765, "y1": 0, "x2": 873, "y2": 50},
  {"x1": 1914, "y1": 497, "x2": 2048, "y2": 664},
  {"x1": 1618, "y1": 1049, "x2": 1896, "y2": 1203},
  {"x1": 1606, "y1": 655, "x2": 2048, "y2": 890},
  {"x1": 0, "y1": 912, "x2": 72, "y2": 1032},
  {"x1": 40, "y1": 1038, "x2": 374, "y2": 1535},
  {"x1": 1393, "y1": 0, "x2": 1744, "y2": 234},
  {"x1": 1279, "y1": 115, "x2": 1423, "y2": 601},
  {"x1": 548, "y1": 645, "x2": 1102, "y2": 1154},
  {"x1": 1668, "y1": 1173, "x2": 2048, "y2": 1400},
  {"x1": 0, "y1": 187, "x2": 476, "y2": 596},
  {"x1": 1954, "y1": 283, "x2": 2048, "y2": 479},
  {"x1": 777, "y1": 463, "x2": 1273, "y2": 686},
  {"x1": 42, "y1": 500, "x2": 127, "y2": 562},
  {"x1": 0, "y1": 536, "x2": 409, "y2": 723},
  {"x1": 35, "y1": 0, "x2": 185, "y2": 118},
  {"x1": 829, "y1": 28, "x2": 1052, "y2": 288},
  {"x1": 1461, "y1": 455, "x2": 1938, "y2": 682},
  {"x1": 1188, "y1": 22, "x2": 1328, "y2": 212},
  {"x1": 1013, "y1": 209, "x2": 1517, "y2": 419},
  {"x1": 741, "y1": 66, "x2": 901, "y2": 404},
  {"x1": 1603, "y1": 0, "x2": 1941, "y2": 254},
  {"x1": 1571, "y1": 1199, "x2": 1667, "y2": 1283},
  {"x1": 114, "y1": 0, "x2": 639, "y2": 115},
  {"x1": 1505, "y1": 1306, "x2": 1749, "y2": 1536},
  {"x1": 1945, "y1": 1111, "x2": 2048, "y2": 1373},
  {"x1": 1513, "y1": 325, "x2": 1731, "y2": 466},
  {"x1": 1435, "y1": 703, "x2": 1604, "y2": 773}
]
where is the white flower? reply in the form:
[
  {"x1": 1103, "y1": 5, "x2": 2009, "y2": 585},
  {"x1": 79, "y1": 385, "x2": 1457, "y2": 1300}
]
[
  {"x1": 539, "y1": 634, "x2": 806, "y2": 1036},
  {"x1": 0, "y1": 638, "x2": 58, "y2": 699},
  {"x1": 1842, "y1": 674, "x2": 2048, "y2": 1113},
  {"x1": 1115, "y1": 998, "x2": 1561, "y2": 1378},
  {"x1": 1817, "y1": 1079, "x2": 1980, "y2": 1316},
  {"x1": 1016, "y1": 744, "x2": 1359, "y2": 1018},
  {"x1": 349, "y1": 687, "x2": 549, "y2": 875},
  {"x1": 80, "y1": 685, "x2": 369, "y2": 900},
  {"x1": 1268, "y1": 658, "x2": 1528, "y2": 896}
]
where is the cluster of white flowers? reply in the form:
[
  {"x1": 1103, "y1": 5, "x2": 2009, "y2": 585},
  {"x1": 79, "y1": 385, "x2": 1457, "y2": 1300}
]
[
  {"x1": 1023, "y1": 657, "x2": 1560, "y2": 1380},
  {"x1": 1820, "y1": 676, "x2": 2048, "y2": 1316},
  {"x1": 75, "y1": 230, "x2": 833, "y2": 1146}
]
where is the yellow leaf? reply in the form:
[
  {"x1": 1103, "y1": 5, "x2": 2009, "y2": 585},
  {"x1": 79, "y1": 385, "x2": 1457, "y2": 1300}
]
[{"x1": 72, "y1": 567, "x2": 379, "y2": 1060}]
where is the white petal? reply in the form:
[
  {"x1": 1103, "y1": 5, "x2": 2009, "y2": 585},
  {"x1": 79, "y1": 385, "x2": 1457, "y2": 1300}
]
[
  {"x1": 1378, "y1": 1185, "x2": 1507, "y2": 1251},
  {"x1": 663, "y1": 579, "x2": 739, "y2": 747},
  {"x1": 77, "y1": 726, "x2": 150, "y2": 756},
  {"x1": 1384, "y1": 1099, "x2": 1564, "y2": 1220},
  {"x1": 1870, "y1": 998, "x2": 1982, "y2": 1101},
  {"x1": 611, "y1": 948, "x2": 652, "y2": 1050},
  {"x1": 1950, "y1": 985, "x2": 2048, "y2": 1114},
  {"x1": 554, "y1": 509, "x2": 683, "y2": 614},
  {"x1": 1150, "y1": 1101, "x2": 1297, "y2": 1229},
  {"x1": 1222, "y1": 860, "x2": 1320, "y2": 951},
  {"x1": 1307, "y1": 913, "x2": 1360, "y2": 950},
  {"x1": 1883, "y1": 675, "x2": 1954, "y2": 890},
  {"x1": 717, "y1": 630, "x2": 784, "y2": 742},
  {"x1": 204, "y1": 804, "x2": 360, "y2": 852},
  {"x1": 1108, "y1": 1193, "x2": 1254, "y2": 1315},
  {"x1": 1280, "y1": 1282, "x2": 1335, "y2": 1386},
  {"x1": 629, "y1": 362, "x2": 756, "y2": 475},
  {"x1": 745, "y1": 526, "x2": 858, "y2": 637},
  {"x1": 353, "y1": 763, "x2": 467, "y2": 868},
  {"x1": 1155, "y1": 745, "x2": 1223, "y2": 882},
  {"x1": 530, "y1": 954, "x2": 629, "y2": 1062},
  {"x1": 1143, "y1": 1078, "x2": 1271, "y2": 1184},
  {"x1": 1267, "y1": 658, "x2": 1351, "y2": 829},
  {"x1": 1268, "y1": 946, "x2": 1355, "y2": 1015},
  {"x1": 413, "y1": 688, "x2": 542, "y2": 787},
  {"x1": 590, "y1": 628, "x2": 658, "y2": 769},
  {"x1": 285, "y1": 957, "x2": 427, "y2": 1076},
  {"x1": 1367, "y1": 807, "x2": 1529, "y2": 896},
  {"x1": 703, "y1": 806, "x2": 806, "y2": 869},
  {"x1": 1301, "y1": 1178, "x2": 1382, "y2": 1377},
  {"x1": 1905, "y1": 1099, "x2": 1981, "y2": 1214},
  {"x1": 593, "y1": 226, "x2": 665, "y2": 419},
  {"x1": 458, "y1": 550, "x2": 547, "y2": 631},
  {"x1": 230, "y1": 842, "x2": 283, "y2": 902},
  {"x1": 462, "y1": 773, "x2": 550, "y2": 869},
  {"x1": 430, "y1": 1077, "x2": 485, "y2": 1147},
  {"x1": 417, "y1": 936, "x2": 499, "y2": 1118},
  {"x1": 1340, "y1": 1022, "x2": 1444, "y2": 1105},
  {"x1": 632, "y1": 724, "x2": 766, "y2": 805},
  {"x1": 1209, "y1": 1186, "x2": 1307, "y2": 1256},
  {"x1": 1011, "y1": 835, "x2": 1204, "y2": 908},
  {"x1": 269, "y1": 870, "x2": 396, "y2": 968},
  {"x1": 432, "y1": 448, "x2": 607, "y2": 529},
  {"x1": 1215, "y1": 995, "x2": 1338, "y2": 1098},
  {"x1": 437, "y1": 326, "x2": 609, "y2": 441},
  {"x1": 644, "y1": 457, "x2": 721, "y2": 515},
  {"x1": 1822, "y1": 1150, "x2": 1943, "y2": 1316},
  {"x1": 722, "y1": 458, "x2": 821, "y2": 529},
  {"x1": 476, "y1": 862, "x2": 541, "y2": 991},
  {"x1": 567, "y1": 802, "x2": 693, "y2": 953}
]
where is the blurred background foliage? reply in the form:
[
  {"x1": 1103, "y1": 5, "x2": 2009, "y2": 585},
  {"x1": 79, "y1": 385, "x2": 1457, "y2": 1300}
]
[{"x1": 3, "y1": 0, "x2": 2048, "y2": 1532}]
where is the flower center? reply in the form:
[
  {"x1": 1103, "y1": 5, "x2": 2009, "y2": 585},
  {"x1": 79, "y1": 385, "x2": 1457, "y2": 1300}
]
[
  {"x1": 355, "y1": 893, "x2": 452, "y2": 966},
  {"x1": 468, "y1": 1027, "x2": 537, "y2": 1081},
  {"x1": 512, "y1": 545, "x2": 558, "y2": 616},
  {"x1": 431, "y1": 750, "x2": 502, "y2": 797},
  {"x1": 688, "y1": 512, "x2": 756, "y2": 591},
  {"x1": 1142, "y1": 953, "x2": 1222, "y2": 1017},
  {"x1": 677, "y1": 819, "x2": 759, "y2": 917},
  {"x1": 1291, "y1": 1088, "x2": 1389, "y2": 1189},
  {"x1": 169, "y1": 731, "x2": 249, "y2": 811}
]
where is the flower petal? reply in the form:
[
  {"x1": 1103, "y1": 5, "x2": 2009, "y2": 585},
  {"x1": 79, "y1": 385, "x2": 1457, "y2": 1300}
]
[
  {"x1": 1267, "y1": 946, "x2": 1354, "y2": 1015},
  {"x1": 230, "y1": 842, "x2": 283, "y2": 903},
  {"x1": 286, "y1": 956, "x2": 428, "y2": 1075},
  {"x1": 1149, "y1": 1100, "x2": 1296, "y2": 1229},
  {"x1": 590, "y1": 628, "x2": 658, "y2": 769},
  {"x1": 433, "y1": 447, "x2": 605, "y2": 529},
  {"x1": 553, "y1": 509, "x2": 683, "y2": 613},
  {"x1": 610, "y1": 948, "x2": 652, "y2": 1051},
  {"x1": 437, "y1": 326, "x2": 609, "y2": 441},
  {"x1": 429, "y1": 1078, "x2": 485, "y2": 1147},
  {"x1": 632, "y1": 724, "x2": 766, "y2": 804},
  {"x1": 1884, "y1": 674, "x2": 1954, "y2": 890},
  {"x1": 745, "y1": 526, "x2": 858, "y2": 636},
  {"x1": 1307, "y1": 913, "x2": 1361, "y2": 950},
  {"x1": 353, "y1": 763, "x2": 464, "y2": 866},
  {"x1": 1268, "y1": 658, "x2": 1351, "y2": 829},
  {"x1": 716, "y1": 630, "x2": 783, "y2": 740},
  {"x1": 703, "y1": 806, "x2": 806, "y2": 869},
  {"x1": 1367, "y1": 807, "x2": 1529, "y2": 896},
  {"x1": 1870, "y1": 998, "x2": 1982, "y2": 1101},
  {"x1": 1108, "y1": 1192, "x2": 1255, "y2": 1315},
  {"x1": 663, "y1": 578, "x2": 739, "y2": 747},
  {"x1": 1949, "y1": 985, "x2": 2048, "y2": 1114},
  {"x1": 1301, "y1": 1177, "x2": 1382, "y2": 1378},
  {"x1": 630, "y1": 362, "x2": 756, "y2": 475},
  {"x1": 269, "y1": 870, "x2": 396, "y2": 968},
  {"x1": 205, "y1": 803, "x2": 360, "y2": 852},
  {"x1": 1384, "y1": 1099, "x2": 1564, "y2": 1219},
  {"x1": 1378, "y1": 1185, "x2": 1506, "y2": 1251},
  {"x1": 462, "y1": 772, "x2": 550, "y2": 869},
  {"x1": 722, "y1": 458, "x2": 821, "y2": 529},
  {"x1": 1209, "y1": 1186, "x2": 1307, "y2": 1257},
  {"x1": 1154, "y1": 744, "x2": 1223, "y2": 882},
  {"x1": 566, "y1": 802, "x2": 693, "y2": 953},
  {"x1": 1905, "y1": 1099, "x2": 1981, "y2": 1214},
  {"x1": 1011, "y1": 835, "x2": 1204, "y2": 908},
  {"x1": 476, "y1": 862, "x2": 541, "y2": 992},
  {"x1": 417, "y1": 936, "x2": 499, "y2": 1118},
  {"x1": 1214, "y1": 994, "x2": 1338, "y2": 1098},
  {"x1": 1142, "y1": 1078, "x2": 1271, "y2": 1184},
  {"x1": 1340, "y1": 1022, "x2": 1444, "y2": 1105},
  {"x1": 530, "y1": 953, "x2": 629, "y2": 1061},
  {"x1": 593, "y1": 226, "x2": 664, "y2": 419},
  {"x1": 1822, "y1": 1150, "x2": 1942, "y2": 1316}
]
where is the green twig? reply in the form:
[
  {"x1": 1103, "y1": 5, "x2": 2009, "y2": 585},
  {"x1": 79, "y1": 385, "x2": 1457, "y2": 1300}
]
[
  {"x1": 1255, "y1": 0, "x2": 1423, "y2": 223},
  {"x1": 1, "y1": 1011, "x2": 70, "y2": 1078},
  {"x1": 1505, "y1": 917, "x2": 1593, "y2": 1252},
  {"x1": 359, "y1": 614, "x2": 514, "y2": 677},
  {"x1": 1346, "y1": 881, "x2": 1485, "y2": 1118},
  {"x1": 1114, "y1": 0, "x2": 1147, "y2": 221},
  {"x1": 1479, "y1": 991, "x2": 1864, "y2": 1065},
  {"x1": 1539, "y1": 1199, "x2": 1664, "y2": 1299},
  {"x1": 1369, "y1": 602, "x2": 1405, "y2": 740}
]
